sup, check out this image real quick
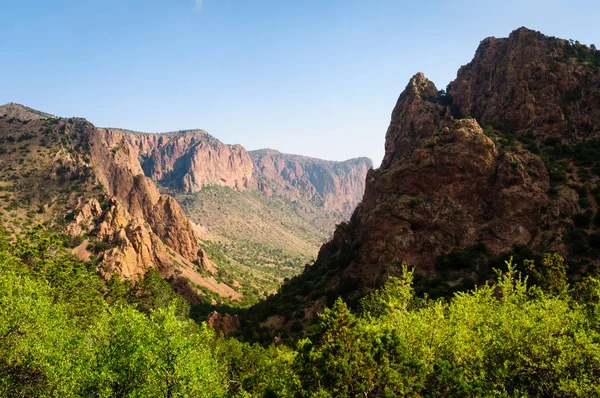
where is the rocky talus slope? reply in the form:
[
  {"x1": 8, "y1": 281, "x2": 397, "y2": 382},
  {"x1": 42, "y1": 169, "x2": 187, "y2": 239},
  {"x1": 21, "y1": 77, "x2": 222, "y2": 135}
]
[{"x1": 255, "y1": 27, "x2": 600, "y2": 328}]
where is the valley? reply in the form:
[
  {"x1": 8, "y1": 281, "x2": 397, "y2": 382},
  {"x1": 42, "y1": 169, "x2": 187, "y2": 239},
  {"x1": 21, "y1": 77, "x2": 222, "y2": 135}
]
[
  {"x1": 3, "y1": 19, "x2": 600, "y2": 396},
  {"x1": 0, "y1": 103, "x2": 372, "y2": 307}
]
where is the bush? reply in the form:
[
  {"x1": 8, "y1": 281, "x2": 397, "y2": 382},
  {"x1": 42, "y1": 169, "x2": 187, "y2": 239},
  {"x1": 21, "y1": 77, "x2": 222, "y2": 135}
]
[
  {"x1": 571, "y1": 212, "x2": 592, "y2": 228},
  {"x1": 563, "y1": 229, "x2": 589, "y2": 255},
  {"x1": 295, "y1": 262, "x2": 600, "y2": 397}
]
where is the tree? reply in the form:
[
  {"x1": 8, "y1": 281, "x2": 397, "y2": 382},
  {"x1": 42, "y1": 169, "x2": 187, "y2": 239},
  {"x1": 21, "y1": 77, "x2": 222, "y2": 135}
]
[
  {"x1": 148, "y1": 306, "x2": 226, "y2": 397},
  {"x1": 296, "y1": 298, "x2": 375, "y2": 397}
]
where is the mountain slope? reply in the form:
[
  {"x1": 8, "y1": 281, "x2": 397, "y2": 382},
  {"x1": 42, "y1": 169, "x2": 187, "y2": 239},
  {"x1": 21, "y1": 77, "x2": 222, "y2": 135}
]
[
  {"x1": 0, "y1": 103, "x2": 56, "y2": 121},
  {"x1": 253, "y1": 27, "x2": 600, "y2": 329},
  {"x1": 136, "y1": 137, "x2": 372, "y2": 300},
  {"x1": 0, "y1": 109, "x2": 239, "y2": 303},
  {"x1": 0, "y1": 103, "x2": 373, "y2": 307}
]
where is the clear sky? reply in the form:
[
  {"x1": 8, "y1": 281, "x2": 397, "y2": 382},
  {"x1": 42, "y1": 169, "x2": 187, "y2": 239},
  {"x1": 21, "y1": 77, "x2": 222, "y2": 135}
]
[{"x1": 2, "y1": 0, "x2": 599, "y2": 165}]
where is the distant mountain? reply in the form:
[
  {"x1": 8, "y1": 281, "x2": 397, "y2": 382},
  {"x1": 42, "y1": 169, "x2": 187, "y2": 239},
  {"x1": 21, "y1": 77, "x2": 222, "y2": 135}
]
[
  {"x1": 251, "y1": 149, "x2": 372, "y2": 219},
  {"x1": 254, "y1": 27, "x2": 600, "y2": 330},
  {"x1": 110, "y1": 130, "x2": 372, "y2": 302},
  {"x1": 107, "y1": 128, "x2": 255, "y2": 192}
]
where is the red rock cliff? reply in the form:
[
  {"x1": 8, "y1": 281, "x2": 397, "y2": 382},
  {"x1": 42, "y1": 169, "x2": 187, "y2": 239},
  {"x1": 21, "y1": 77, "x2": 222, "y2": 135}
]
[
  {"x1": 251, "y1": 149, "x2": 373, "y2": 219},
  {"x1": 307, "y1": 27, "x2": 599, "y2": 299}
]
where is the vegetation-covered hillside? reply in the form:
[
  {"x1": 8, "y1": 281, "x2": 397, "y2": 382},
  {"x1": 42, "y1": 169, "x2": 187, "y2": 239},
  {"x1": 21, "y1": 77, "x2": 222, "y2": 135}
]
[
  {"x1": 2, "y1": 225, "x2": 600, "y2": 396},
  {"x1": 171, "y1": 185, "x2": 333, "y2": 299}
]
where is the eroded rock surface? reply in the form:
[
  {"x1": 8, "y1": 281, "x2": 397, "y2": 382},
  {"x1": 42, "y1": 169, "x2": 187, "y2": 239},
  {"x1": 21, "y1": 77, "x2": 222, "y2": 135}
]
[
  {"x1": 277, "y1": 28, "x2": 599, "y2": 315},
  {"x1": 251, "y1": 149, "x2": 372, "y2": 218}
]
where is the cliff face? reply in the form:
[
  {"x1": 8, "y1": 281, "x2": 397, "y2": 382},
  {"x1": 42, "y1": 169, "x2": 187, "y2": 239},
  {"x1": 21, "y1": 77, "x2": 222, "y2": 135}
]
[
  {"x1": 333, "y1": 117, "x2": 555, "y2": 285},
  {"x1": 92, "y1": 129, "x2": 371, "y2": 224},
  {"x1": 251, "y1": 149, "x2": 373, "y2": 219},
  {"x1": 84, "y1": 126, "x2": 206, "y2": 277},
  {"x1": 448, "y1": 27, "x2": 600, "y2": 141},
  {"x1": 267, "y1": 28, "x2": 600, "y2": 322},
  {"x1": 116, "y1": 129, "x2": 372, "y2": 221},
  {"x1": 108, "y1": 129, "x2": 255, "y2": 193}
]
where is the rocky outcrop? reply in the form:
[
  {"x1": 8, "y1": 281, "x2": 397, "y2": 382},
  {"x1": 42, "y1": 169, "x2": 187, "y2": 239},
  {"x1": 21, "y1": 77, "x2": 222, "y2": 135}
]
[
  {"x1": 448, "y1": 27, "x2": 600, "y2": 140},
  {"x1": 324, "y1": 118, "x2": 559, "y2": 290},
  {"x1": 94, "y1": 198, "x2": 173, "y2": 278},
  {"x1": 284, "y1": 27, "x2": 599, "y2": 310},
  {"x1": 2, "y1": 119, "x2": 217, "y2": 293},
  {"x1": 110, "y1": 129, "x2": 255, "y2": 192},
  {"x1": 206, "y1": 311, "x2": 241, "y2": 335},
  {"x1": 251, "y1": 149, "x2": 373, "y2": 218},
  {"x1": 381, "y1": 73, "x2": 452, "y2": 169},
  {"x1": 82, "y1": 126, "x2": 206, "y2": 273}
]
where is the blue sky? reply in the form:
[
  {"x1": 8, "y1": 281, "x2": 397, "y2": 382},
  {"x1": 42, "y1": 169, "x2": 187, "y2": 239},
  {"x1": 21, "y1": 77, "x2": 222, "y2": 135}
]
[{"x1": 1, "y1": 0, "x2": 599, "y2": 165}]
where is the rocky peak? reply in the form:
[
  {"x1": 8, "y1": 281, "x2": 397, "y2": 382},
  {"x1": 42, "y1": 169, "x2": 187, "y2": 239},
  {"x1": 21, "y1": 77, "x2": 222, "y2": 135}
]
[
  {"x1": 381, "y1": 73, "x2": 452, "y2": 169},
  {"x1": 327, "y1": 116, "x2": 552, "y2": 279},
  {"x1": 86, "y1": 126, "x2": 204, "y2": 263},
  {"x1": 448, "y1": 27, "x2": 600, "y2": 140},
  {"x1": 265, "y1": 28, "x2": 600, "y2": 325}
]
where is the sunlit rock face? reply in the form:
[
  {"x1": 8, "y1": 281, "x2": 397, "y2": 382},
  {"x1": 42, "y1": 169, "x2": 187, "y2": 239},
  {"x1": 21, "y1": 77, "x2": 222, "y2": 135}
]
[{"x1": 307, "y1": 27, "x2": 599, "y2": 302}]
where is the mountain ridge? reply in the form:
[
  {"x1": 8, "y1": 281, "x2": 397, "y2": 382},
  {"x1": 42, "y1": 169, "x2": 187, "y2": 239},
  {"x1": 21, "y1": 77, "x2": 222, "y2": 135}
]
[
  {"x1": 251, "y1": 27, "x2": 600, "y2": 331},
  {"x1": 0, "y1": 102, "x2": 372, "y2": 306}
]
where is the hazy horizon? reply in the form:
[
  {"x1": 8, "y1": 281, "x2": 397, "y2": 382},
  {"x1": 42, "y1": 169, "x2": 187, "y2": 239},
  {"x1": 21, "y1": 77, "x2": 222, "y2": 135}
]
[{"x1": 2, "y1": 0, "x2": 599, "y2": 166}]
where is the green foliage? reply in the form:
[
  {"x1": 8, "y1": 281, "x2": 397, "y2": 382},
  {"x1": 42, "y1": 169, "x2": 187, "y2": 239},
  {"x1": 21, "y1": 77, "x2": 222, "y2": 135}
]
[
  {"x1": 215, "y1": 338, "x2": 300, "y2": 396},
  {"x1": 294, "y1": 261, "x2": 600, "y2": 396},
  {"x1": 86, "y1": 306, "x2": 225, "y2": 397},
  {"x1": 126, "y1": 268, "x2": 190, "y2": 319},
  {"x1": 0, "y1": 227, "x2": 227, "y2": 397},
  {"x1": 525, "y1": 253, "x2": 569, "y2": 296},
  {"x1": 563, "y1": 39, "x2": 600, "y2": 69},
  {"x1": 296, "y1": 298, "x2": 376, "y2": 397},
  {"x1": 3, "y1": 224, "x2": 600, "y2": 396},
  {"x1": 360, "y1": 265, "x2": 415, "y2": 317}
]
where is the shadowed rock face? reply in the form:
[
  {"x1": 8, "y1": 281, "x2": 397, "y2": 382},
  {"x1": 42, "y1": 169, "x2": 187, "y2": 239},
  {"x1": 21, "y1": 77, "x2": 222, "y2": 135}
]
[
  {"x1": 251, "y1": 149, "x2": 373, "y2": 219},
  {"x1": 296, "y1": 27, "x2": 599, "y2": 306},
  {"x1": 327, "y1": 118, "x2": 554, "y2": 290},
  {"x1": 206, "y1": 311, "x2": 241, "y2": 336}
]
